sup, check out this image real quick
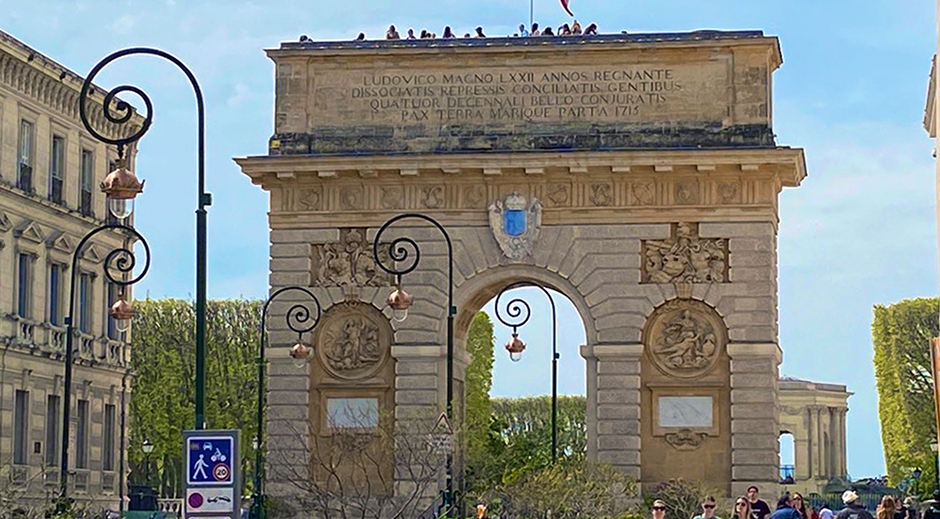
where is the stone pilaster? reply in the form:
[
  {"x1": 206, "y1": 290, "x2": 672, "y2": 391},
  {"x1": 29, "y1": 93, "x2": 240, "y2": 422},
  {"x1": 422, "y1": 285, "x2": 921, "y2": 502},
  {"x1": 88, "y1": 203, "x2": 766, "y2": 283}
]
[
  {"x1": 729, "y1": 342, "x2": 781, "y2": 496},
  {"x1": 584, "y1": 344, "x2": 642, "y2": 478}
]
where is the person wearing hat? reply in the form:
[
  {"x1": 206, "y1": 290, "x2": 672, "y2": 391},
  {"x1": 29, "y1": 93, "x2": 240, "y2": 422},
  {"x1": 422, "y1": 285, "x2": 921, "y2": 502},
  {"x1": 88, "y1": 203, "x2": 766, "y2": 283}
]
[{"x1": 836, "y1": 490, "x2": 875, "y2": 519}]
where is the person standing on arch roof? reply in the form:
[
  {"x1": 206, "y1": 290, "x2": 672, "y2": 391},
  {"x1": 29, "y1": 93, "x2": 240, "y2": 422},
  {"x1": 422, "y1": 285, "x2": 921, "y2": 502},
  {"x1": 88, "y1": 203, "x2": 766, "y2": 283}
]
[{"x1": 748, "y1": 486, "x2": 773, "y2": 519}]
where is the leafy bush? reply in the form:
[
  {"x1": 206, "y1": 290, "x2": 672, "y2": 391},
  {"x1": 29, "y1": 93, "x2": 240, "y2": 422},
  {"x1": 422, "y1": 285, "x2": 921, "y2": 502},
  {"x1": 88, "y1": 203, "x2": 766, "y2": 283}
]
[
  {"x1": 643, "y1": 479, "x2": 723, "y2": 519},
  {"x1": 476, "y1": 459, "x2": 637, "y2": 519}
]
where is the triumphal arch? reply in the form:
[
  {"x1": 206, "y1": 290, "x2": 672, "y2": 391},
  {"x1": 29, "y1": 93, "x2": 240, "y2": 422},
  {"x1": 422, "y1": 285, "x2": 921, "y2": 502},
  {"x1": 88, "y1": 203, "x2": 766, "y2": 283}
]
[{"x1": 237, "y1": 30, "x2": 808, "y2": 507}]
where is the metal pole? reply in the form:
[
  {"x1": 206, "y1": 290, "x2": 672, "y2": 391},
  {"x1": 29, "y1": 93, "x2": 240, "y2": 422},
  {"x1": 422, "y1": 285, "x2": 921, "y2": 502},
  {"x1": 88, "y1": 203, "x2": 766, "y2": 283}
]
[
  {"x1": 59, "y1": 224, "x2": 150, "y2": 503},
  {"x1": 252, "y1": 287, "x2": 321, "y2": 519},
  {"x1": 372, "y1": 213, "x2": 455, "y2": 517},
  {"x1": 78, "y1": 47, "x2": 209, "y2": 430},
  {"x1": 530, "y1": 0, "x2": 534, "y2": 29},
  {"x1": 495, "y1": 283, "x2": 558, "y2": 464}
]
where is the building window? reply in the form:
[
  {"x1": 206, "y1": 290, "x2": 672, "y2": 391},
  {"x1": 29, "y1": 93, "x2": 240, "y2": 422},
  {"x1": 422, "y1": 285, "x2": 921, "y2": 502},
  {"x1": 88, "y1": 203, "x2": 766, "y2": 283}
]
[
  {"x1": 80, "y1": 149, "x2": 94, "y2": 217},
  {"x1": 14, "y1": 390, "x2": 28, "y2": 465},
  {"x1": 49, "y1": 264, "x2": 61, "y2": 325},
  {"x1": 49, "y1": 135, "x2": 65, "y2": 204},
  {"x1": 17, "y1": 253, "x2": 31, "y2": 318},
  {"x1": 76, "y1": 399, "x2": 88, "y2": 469},
  {"x1": 17, "y1": 120, "x2": 33, "y2": 193},
  {"x1": 103, "y1": 404, "x2": 115, "y2": 471},
  {"x1": 79, "y1": 273, "x2": 92, "y2": 333},
  {"x1": 46, "y1": 395, "x2": 59, "y2": 466}
]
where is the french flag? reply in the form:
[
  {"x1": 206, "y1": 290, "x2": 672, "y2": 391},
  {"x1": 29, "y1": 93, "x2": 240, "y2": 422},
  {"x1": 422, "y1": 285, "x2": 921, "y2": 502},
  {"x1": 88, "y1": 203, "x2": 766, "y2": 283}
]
[{"x1": 560, "y1": 0, "x2": 574, "y2": 16}]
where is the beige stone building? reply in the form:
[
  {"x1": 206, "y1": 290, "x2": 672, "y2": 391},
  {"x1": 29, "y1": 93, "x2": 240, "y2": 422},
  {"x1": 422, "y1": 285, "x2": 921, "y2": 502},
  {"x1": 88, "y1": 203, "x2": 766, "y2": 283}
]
[
  {"x1": 237, "y1": 31, "x2": 851, "y2": 514},
  {"x1": 0, "y1": 29, "x2": 141, "y2": 511}
]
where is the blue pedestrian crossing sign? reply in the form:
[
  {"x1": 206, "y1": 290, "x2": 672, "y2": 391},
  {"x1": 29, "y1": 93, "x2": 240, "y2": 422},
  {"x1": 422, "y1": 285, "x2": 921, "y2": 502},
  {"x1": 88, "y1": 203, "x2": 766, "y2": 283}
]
[{"x1": 186, "y1": 434, "x2": 235, "y2": 486}]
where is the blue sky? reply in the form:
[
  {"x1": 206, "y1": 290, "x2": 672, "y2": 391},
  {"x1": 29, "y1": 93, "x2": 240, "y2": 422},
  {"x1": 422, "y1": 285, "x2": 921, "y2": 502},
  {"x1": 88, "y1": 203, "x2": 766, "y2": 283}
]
[{"x1": 2, "y1": 0, "x2": 936, "y2": 478}]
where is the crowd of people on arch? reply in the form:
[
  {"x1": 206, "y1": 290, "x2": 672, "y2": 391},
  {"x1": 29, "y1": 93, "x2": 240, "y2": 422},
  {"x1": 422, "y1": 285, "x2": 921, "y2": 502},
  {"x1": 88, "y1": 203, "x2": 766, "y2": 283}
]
[
  {"x1": 341, "y1": 21, "x2": 600, "y2": 41},
  {"x1": 651, "y1": 486, "x2": 940, "y2": 519}
]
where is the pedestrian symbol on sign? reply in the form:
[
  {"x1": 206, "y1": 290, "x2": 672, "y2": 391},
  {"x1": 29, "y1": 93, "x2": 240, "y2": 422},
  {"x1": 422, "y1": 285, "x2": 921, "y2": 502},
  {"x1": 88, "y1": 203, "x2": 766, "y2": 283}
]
[{"x1": 193, "y1": 455, "x2": 209, "y2": 480}]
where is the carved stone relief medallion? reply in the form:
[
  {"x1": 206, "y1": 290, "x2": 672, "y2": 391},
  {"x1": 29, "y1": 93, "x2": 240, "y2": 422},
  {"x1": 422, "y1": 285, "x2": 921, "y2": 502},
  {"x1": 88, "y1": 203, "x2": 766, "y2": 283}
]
[
  {"x1": 463, "y1": 185, "x2": 486, "y2": 208},
  {"x1": 297, "y1": 188, "x2": 321, "y2": 211},
  {"x1": 641, "y1": 223, "x2": 729, "y2": 284},
  {"x1": 488, "y1": 192, "x2": 542, "y2": 261},
  {"x1": 380, "y1": 186, "x2": 403, "y2": 209},
  {"x1": 631, "y1": 182, "x2": 655, "y2": 205},
  {"x1": 422, "y1": 185, "x2": 445, "y2": 209},
  {"x1": 339, "y1": 185, "x2": 364, "y2": 210},
  {"x1": 644, "y1": 299, "x2": 726, "y2": 379},
  {"x1": 317, "y1": 304, "x2": 390, "y2": 380},
  {"x1": 718, "y1": 182, "x2": 740, "y2": 204},
  {"x1": 590, "y1": 183, "x2": 612, "y2": 206},
  {"x1": 546, "y1": 183, "x2": 570, "y2": 207},
  {"x1": 664, "y1": 429, "x2": 708, "y2": 451},
  {"x1": 674, "y1": 181, "x2": 699, "y2": 205},
  {"x1": 311, "y1": 228, "x2": 393, "y2": 287}
]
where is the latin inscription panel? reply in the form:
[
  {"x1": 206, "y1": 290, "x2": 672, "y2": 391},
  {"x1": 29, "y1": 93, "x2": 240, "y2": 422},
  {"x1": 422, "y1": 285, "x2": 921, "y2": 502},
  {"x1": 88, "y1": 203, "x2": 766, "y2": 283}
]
[{"x1": 308, "y1": 61, "x2": 730, "y2": 127}]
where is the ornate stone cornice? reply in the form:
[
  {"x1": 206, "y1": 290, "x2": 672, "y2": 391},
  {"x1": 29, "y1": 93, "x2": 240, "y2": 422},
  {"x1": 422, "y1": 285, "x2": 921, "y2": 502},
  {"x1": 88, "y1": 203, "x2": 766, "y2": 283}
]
[{"x1": 0, "y1": 34, "x2": 144, "y2": 141}]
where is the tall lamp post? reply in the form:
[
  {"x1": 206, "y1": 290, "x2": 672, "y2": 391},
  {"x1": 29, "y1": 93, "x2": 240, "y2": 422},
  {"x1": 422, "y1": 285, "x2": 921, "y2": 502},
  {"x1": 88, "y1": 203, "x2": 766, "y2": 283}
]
[
  {"x1": 372, "y1": 213, "x2": 455, "y2": 516},
  {"x1": 494, "y1": 282, "x2": 559, "y2": 464},
  {"x1": 79, "y1": 47, "x2": 211, "y2": 431},
  {"x1": 60, "y1": 221, "x2": 150, "y2": 502},
  {"x1": 142, "y1": 439, "x2": 154, "y2": 489},
  {"x1": 251, "y1": 287, "x2": 322, "y2": 519}
]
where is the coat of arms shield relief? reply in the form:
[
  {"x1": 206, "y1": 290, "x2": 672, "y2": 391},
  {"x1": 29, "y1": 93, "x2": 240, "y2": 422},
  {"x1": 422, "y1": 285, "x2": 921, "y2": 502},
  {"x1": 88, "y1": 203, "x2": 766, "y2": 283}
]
[{"x1": 488, "y1": 193, "x2": 542, "y2": 261}]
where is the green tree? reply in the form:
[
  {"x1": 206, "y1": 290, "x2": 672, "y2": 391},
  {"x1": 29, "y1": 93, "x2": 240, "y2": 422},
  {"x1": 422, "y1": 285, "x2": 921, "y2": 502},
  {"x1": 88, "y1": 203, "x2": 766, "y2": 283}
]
[
  {"x1": 465, "y1": 312, "x2": 495, "y2": 477},
  {"x1": 129, "y1": 299, "x2": 261, "y2": 498},
  {"x1": 873, "y1": 297, "x2": 939, "y2": 494}
]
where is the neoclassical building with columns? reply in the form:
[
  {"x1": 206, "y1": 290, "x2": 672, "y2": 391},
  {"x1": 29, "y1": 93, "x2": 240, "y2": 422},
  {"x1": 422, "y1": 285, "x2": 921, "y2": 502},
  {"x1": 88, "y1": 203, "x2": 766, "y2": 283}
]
[
  {"x1": 237, "y1": 30, "x2": 851, "y2": 513},
  {"x1": 0, "y1": 28, "x2": 141, "y2": 510}
]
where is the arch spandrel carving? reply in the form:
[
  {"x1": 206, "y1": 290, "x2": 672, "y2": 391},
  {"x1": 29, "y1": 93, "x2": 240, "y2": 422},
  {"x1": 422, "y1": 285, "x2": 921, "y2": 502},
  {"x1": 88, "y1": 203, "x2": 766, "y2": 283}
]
[
  {"x1": 643, "y1": 298, "x2": 727, "y2": 379},
  {"x1": 315, "y1": 302, "x2": 392, "y2": 381}
]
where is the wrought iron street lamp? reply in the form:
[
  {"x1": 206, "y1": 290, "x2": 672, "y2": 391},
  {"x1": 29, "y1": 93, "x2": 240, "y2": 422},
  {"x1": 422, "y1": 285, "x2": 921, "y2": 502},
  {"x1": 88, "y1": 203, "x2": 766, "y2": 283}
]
[
  {"x1": 494, "y1": 282, "x2": 559, "y2": 464},
  {"x1": 80, "y1": 47, "x2": 211, "y2": 431},
  {"x1": 372, "y1": 213, "x2": 456, "y2": 516},
  {"x1": 251, "y1": 287, "x2": 322, "y2": 519},
  {"x1": 60, "y1": 223, "x2": 150, "y2": 501},
  {"x1": 142, "y1": 439, "x2": 154, "y2": 489}
]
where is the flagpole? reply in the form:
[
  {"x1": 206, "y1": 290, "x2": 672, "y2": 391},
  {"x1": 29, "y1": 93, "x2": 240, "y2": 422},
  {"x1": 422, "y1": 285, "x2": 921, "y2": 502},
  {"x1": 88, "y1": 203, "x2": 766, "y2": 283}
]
[{"x1": 530, "y1": 0, "x2": 534, "y2": 29}]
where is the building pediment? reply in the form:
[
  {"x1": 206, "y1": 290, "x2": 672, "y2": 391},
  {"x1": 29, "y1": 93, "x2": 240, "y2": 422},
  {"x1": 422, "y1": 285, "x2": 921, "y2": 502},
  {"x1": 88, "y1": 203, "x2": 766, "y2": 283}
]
[
  {"x1": 82, "y1": 243, "x2": 104, "y2": 263},
  {"x1": 46, "y1": 231, "x2": 75, "y2": 255},
  {"x1": 13, "y1": 220, "x2": 44, "y2": 244}
]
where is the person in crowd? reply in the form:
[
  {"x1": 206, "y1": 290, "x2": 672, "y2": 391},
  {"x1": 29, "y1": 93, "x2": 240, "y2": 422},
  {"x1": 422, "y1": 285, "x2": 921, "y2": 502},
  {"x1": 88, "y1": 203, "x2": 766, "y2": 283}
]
[
  {"x1": 878, "y1": 495, "x2": 898, "y2": 519},
  {"x1": 584, "y1": 22, "x2": 598, "y2": 35},
  {"x1": 894, "y1": 498, "x2": 908, "y2": 519},
  {"x1": 794, "y1": 493, "x2": 808, "y2": 519},
  {"x1": 406, "y1": 28, "x2": 416, "y2": 39},
  {"x1": 820, "y1": 503, "x2": 834, "y2": 519},
  {"x1": 836, "y1": 490, "x2": 875, "y2": 519},
  {"x1": 903, "y1": 497, "x2": 918, "y2": 519},
  {"x1": 474, "y1": 26, "x2": 486, "y2": 38},
  {"x1": 736, "y1": 496, "x2": 754, "y2": 519},
  {"x1": 542, "y1": 26, "x2": 555, "y2": 36},
  {"x1": 652, "y1": 499, "x2": 668, "y2": 519},
  {"x1": 571, "y1": 20, "x2": 582, "y2": 34},
  {"x1": 749, "y1": 486, "x2": 773, "y2": 519},
  {"x1": 693, "y1": 496, "x2": 722, "y2": 519},
  {"x1": 808, "y1": 504, "x2": 821, "y2": 519},
  {"x1": 355, "y1": 32, "x2": 366, "y2": 40},
  {"x1": 530, "y1": 22, "x2": 540, "y2": 36},
  {"x1": 771, "y1": 495, "x2": 802, "y2": 519},
  {"x1": 518, "y1": 23, "x2": 529, "y2": 36},
  {"x1": 922, "y1": 492, "x2": 940, "y2": 519},
  {"x1": 420, "y1": 29, "x2": 430, "y2": 38},
  {"x1": 559, "y1": 23, "x2": 571, "y2": 35},
  {"x1": 386, "y1": 25, "x2": 400, "y2": 39},
  {"x1": 464, "y1": 33, "x2": 471, "y2": 37},
  {"x1": 443, "y1": 26, "x2": 456, "y2": 38}
]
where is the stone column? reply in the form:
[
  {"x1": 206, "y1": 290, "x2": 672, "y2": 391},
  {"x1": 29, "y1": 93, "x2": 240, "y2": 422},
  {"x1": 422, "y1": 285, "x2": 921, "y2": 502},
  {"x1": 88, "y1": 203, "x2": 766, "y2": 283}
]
[
  {"x1": 839, "y1": 408, "x2": 848, "y2": 477},
  {"x1": 392, "y1": 344, "x2": 443, "y2": 502},
  {"x1": 584, "y1": 344, "x2": 642, "y2": 478},
  {"x1": 814, "y1": 406, "x2": 824, "y2": 479},
  {"x1": 729, "y1": 343, "x2": 781, "y2": 496}
]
